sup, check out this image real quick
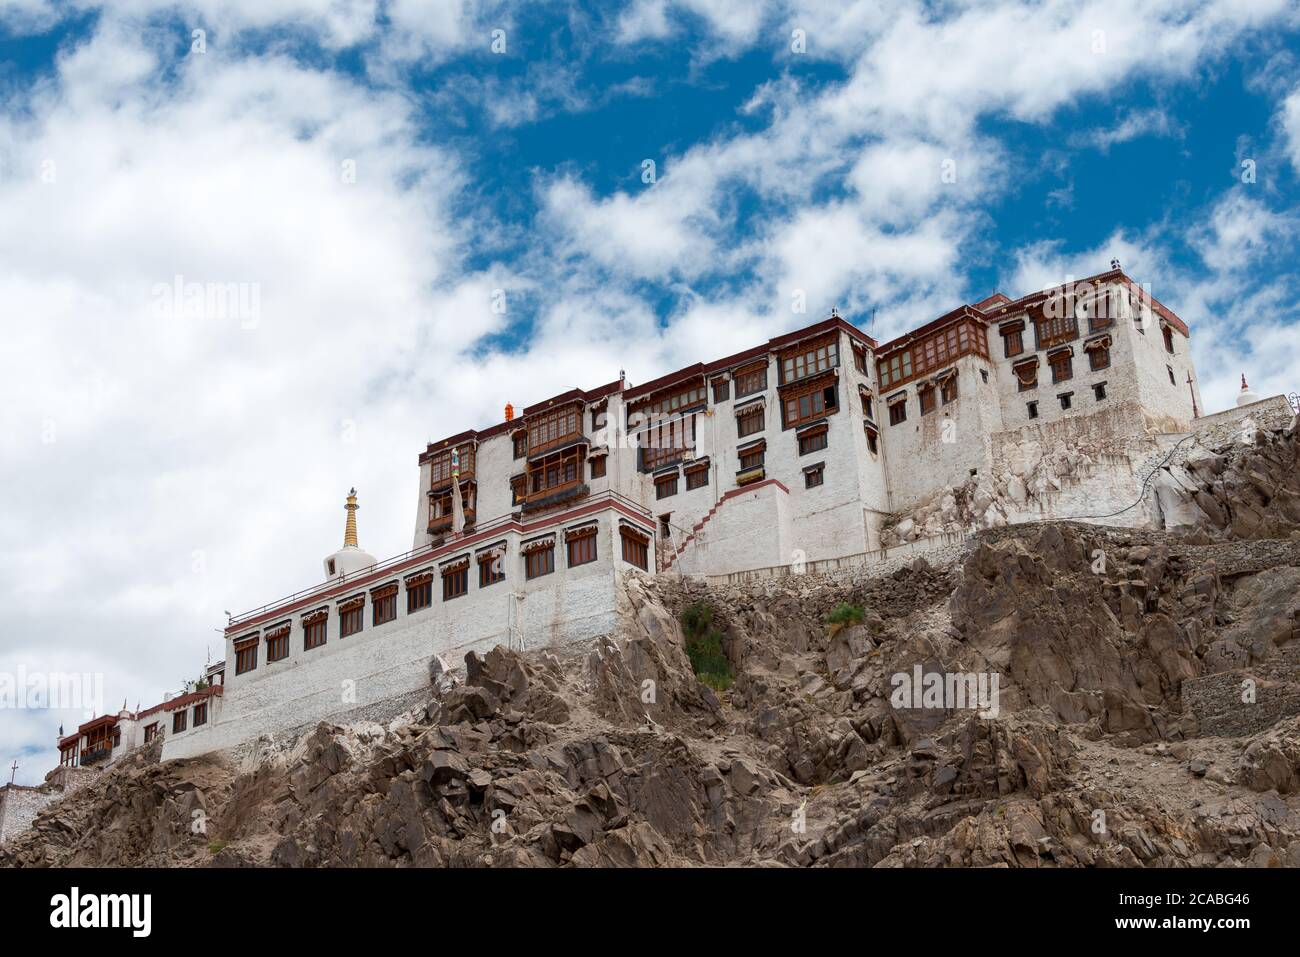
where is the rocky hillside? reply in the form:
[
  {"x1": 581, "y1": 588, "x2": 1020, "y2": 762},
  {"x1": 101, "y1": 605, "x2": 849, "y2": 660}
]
[{"x1": 4, "y1": 418, "x2": 1298, "y2": 868}]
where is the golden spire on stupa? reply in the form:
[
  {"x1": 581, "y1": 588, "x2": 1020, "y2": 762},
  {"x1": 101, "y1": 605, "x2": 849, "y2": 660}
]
[{"x1": 344, "y1": 487, "x2": 359, "y2": 547}]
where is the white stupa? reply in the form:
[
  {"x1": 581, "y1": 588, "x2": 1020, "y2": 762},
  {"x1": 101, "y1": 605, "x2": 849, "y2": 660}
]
[
  {"x1": 1236, "y1": 373, "x2": 1259, "y2": 407},
  {"x1": 323, "y1": 488, "x2": 377, "y2": 580}
]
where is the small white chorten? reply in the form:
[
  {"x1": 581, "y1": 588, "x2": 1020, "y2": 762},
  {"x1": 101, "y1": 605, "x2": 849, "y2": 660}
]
[
  {"x1": 323, "y1": 488, "x2": 377, "y2": 580},
  {"x1": 1236, "y1": 373, "x2": 1258, "y2": 407}
]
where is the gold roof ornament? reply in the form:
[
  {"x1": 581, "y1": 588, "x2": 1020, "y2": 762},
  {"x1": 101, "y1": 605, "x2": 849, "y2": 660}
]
[{"x1": 344, "y1": 487, "x2": 359, "y2": 548}]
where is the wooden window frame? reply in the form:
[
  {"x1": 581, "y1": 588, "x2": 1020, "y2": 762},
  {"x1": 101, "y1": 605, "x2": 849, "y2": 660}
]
[
  {"x1": 193, "y1": 702, "x2": 207, "y2": 727},
  {"x1": 779, "y1": 336, "x2": 839, "y2": 385},
  {"x1": 266, "y1": 627, "x2": 290, "y2": 662},
  {"x1": 888, "y1": 399, "x2": 907, "y2": 426},
  {"x1": 655, "y1": 474, "x2": 678, "y2": 499},
  {"x1": 340, "y1": 600, "x2": 364, "y2": 638},
  {"x1": 527, "y1": 404, "x2": 581, "y2": 457},
  {"x1": 1162, "y1": 325, "x2": 1175, "y2": 354},
  {"x1": 918, "y1": 384, "x2": 936, "y2": 415},
  {"x1": 1089, "y1": 345, "x2": 1110, "y2": 371},
  {"x1": 589, "y1": 455, "x2": 606, "y2": 479},
  {"x1": 478, "y1": 550, "x2": 506, "y2": 588},
  {"x1": 172, "y1": 711, "x2": 187, "y2": 734},
  {"x1": 442, "y1": 565, "x2": 468, "y2": 600},
  {"x1": 524, "y1": 544, "x2": 555, "y2": 580},
  {"x1": 940, "y1": 375, "x2": 958, "y2": 405},
  {"x1": 1049, "y1": 351, "x2": 1073, "y2": 384},
  {"x1": 797, "y1": 428, "x2": 828, "y2": 456},
  {"x1": 234, "y1": 640, "x2": 258, "y2": 675},
  {"x1": 780, "y1": 376, "x2": 839, "y2": 429},
  {"x1": 619, "y1": 527, "x2": 650, "y2": 570},
  {"x1": 636, "y1": 413, "x2": 695, "y2": 473},
  {"x1": 406, "y1": 579, "x2": 432, "y2": 613},
  {"x1": 1002, "y1": 328, "x2": 1023, "y2": 358},
  {"x1": 711, "y1": 377, "x2": 730, "y2": 402},
  {"x1": 733, "y1": 363, "x2": 768, "y2": 398},
  {"x1": 804, "y1": 464, "x2": 824, "y2": 489},
  {"x1": 736, "y1": 404, "x2": 765, "y2": 438},
  {"x1": 512, "y1": 432, "x2": 526, "y2": 459},
  {"x1": 685, "y1": 465, "x2": 709, "y2": 490},
  {"x1": 566, "y1": 531, "x2": 597, "y2": 568},
  {"x1": 304, "y1": 615, "x2": 327, "y2": 650}
]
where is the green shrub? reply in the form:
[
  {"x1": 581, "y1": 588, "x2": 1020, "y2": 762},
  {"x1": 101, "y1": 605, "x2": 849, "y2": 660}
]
[
  {"x1": 826, "y1": 602, "x2": 865, "y2": 626},
  {"x1": 208, "y1": 840, "x2": 226, "y2": 854},
  {"x1": 680, "y1": 602, "x2": 733, "y2": 691}
]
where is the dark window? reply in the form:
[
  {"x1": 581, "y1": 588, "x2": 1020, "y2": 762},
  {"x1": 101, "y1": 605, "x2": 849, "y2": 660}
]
[
  {"x1": 865, "y1": 426, "x2": 879, "y2": 454},
  {"x1": 940, "y1": 376, "x2": 958, "y2": 404},
  {"x1": 798, "y1": 430, "x2": 828, "y2": 455},
  {"x1": 1093, "y1": 382, "x2": 1107, "y2": 401},
  {"x1": 512, "y1": 433, "x2": 526, "y2": 459},
  {"x1": 266, "y1": 630, "x2": 289, "y2": 662},
  {"x1": 620, "y1": 530, "x2": 649, "y2": 570},
  {"x1": 737, "y1": 405, "x2": 764, "y2": 437},
  {"x1": 1035, "y1": 313, "x2": 1078, "y2": 350},
  {"x1": 980, "y1": 369, "x2": 988, "y2": 383},
  {"x1": 804, "y1": 465, "x2": 824, "y2": 489},
  {"x1": 173, "y1": 711, "x2": 187, "y2": 734},
  {"x1": 853, "y1": 346, "x2": 868, "y2": 374},
  {"x1": 1003, "y1": 329, "x2": 1023, "y2": 357},
  {"x1": 656, "y1": 475, "x2": 678, "y2": 499},
  {"x1": 235, "y1": 643, "x2": 257, "y2": 675},
  {"x1": 525, "y1": 546, "x2": 555, "y2": 580},
  {"x1": 1015, "y1": 364, "x2": 1038, "y2": 392},
  {"x1": 193, "y1": 702, "x2": 207, "y2": 726},
  {"x1": 442, "y1": 566, "x2": 468, "y2": 600},
  {"x1": 479, "y1": 553, "x2": 506, "y2": 587},
  {"x1": 1163, "y1": 326, "x2": 1175, "y2": 354},
  {"x1": 1027, "y1": 401, "x2": 1038, "y2": 419},
  {"x1": 372, "y1": 590, "x2": 396, "y2": 626},
  {"x1": 510, "y1": 475, "x2": 526, "y2": 506},
  {"x1": 1059, "y1": 392, "x2": 1073, "y2": 410},
  {"x1": 340, "y1": 604, "x2": 364, "y2": 637},
  {"x1": 1167, "y1": 364, "x2": 1176, "y2": 385},
  {"x1": 589, "y1": 456, "x2": 606, "y2": 479},
  {"x1": 1088, "y1": 344, "x2": 1110, "y2": 371},
  {"x1": 1049, "y1": 352, "x2": 1073, "y2": 383},
  {"x1": 407, "y1": 579, "x2": 432, "y2": 613},
  {"x1": 685, "y1": 466, "x2": 708, "y2": 490},
  {"x1": 567, "y1": 533, "x2": 597, "y2": 567},
  {"x1": 888, "y1": 401, "x2": 907, "y2": 425},
  {"x1": 919, "y1": 385, "x2": 936, "y2": 415},
  {"x1": 304, "y1": 617, "x2": 327, "y2": 650},
  {"x1": 712, "y1": 378, "x2": 729, "y2": 402},
  {"x1": 863, "y1": 394, "x2": 874, "y2": 420},
  {"x1": 739, "y1": 446, "x2": 765, "y2": 471}
]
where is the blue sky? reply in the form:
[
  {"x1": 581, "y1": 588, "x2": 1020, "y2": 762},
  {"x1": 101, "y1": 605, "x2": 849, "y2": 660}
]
[{"x1": 2, "y1": 0, "x2": 1300, "y2": 782}]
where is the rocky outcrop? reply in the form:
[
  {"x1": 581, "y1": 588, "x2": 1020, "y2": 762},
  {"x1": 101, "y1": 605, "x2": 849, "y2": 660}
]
[{"x1": 5, "y1": 425, "x2": 1299, "y2": 869}]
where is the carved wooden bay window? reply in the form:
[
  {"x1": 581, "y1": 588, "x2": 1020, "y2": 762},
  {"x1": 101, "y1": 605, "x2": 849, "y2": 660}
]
[
  {"x1": 565, "y1": 523, "x2": 598, "y2": 567},
  {"x1": 528, "y1": 403, "x2": 581, "y2": 456},
  {"x1": 477, "y1": 545, "x2": 506, "y2": 587},
  {"x1": 234, "y1": 633, "x2": 258, "y2": 675},
  {"x1": 877, "y1": 317, "x2": 988, "y2": 391},
  {"x1": 405, "y1": 571, "x2": 433, "y2": 612},
  {"x1": 371, "y1": 582, "x2": 398, "y2": 626},
  {"x1": 526, "y1": 444, "x2": 586, "y2": 505},
  {"x1": 780, "y1": 373, "x2": 839, "y2": 429},
  {"x1": 303, "y1": 608, "x2": 328, "y2": 649},
  {"x1": 265, "y1": 622, "x2": 290, "y2": 662},
  {"x1": 441, "y1": 557, "x2": 469, "y2": 600},
  {"x1": 619, "y1": 524, "x2": 651, "y2": 570},
  {"x1": 339, "y1": 595, "x2": 365, "y2": 637},
  {"x1": 779, "y1": 335, "x2": 838, "y2": 385},
  {"x1": 523, "y1": 536, "x2": 556, "y2": 579},
  {"x1": 636, "y1": 412, "x2": 696, "y2": 473}
]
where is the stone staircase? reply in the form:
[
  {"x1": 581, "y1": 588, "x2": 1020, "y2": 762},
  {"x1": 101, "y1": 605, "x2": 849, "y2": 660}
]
[{"x1": 661, "y1": 479, "x2": 783, "y2": 572}]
